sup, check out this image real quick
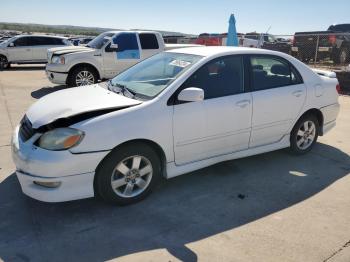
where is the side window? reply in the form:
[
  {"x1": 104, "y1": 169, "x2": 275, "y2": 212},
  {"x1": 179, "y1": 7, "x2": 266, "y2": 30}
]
[
  {"x1": 181, "y1": 56, "x2": 244, "y2": 100},
  {"x1": 113, "y1": 33, "x2": 140, "y2": 59},
  {"x1": 13, "y1": 37, "x2": 29, "y2": 47},
  {"x1": 35, "y1": 37, "x2": 51, "y2": 45},
  {"x1": 27, "y1": 37, "x2": 42, "y2": 46},
  {"x1": 250, "y1": 56, "x2": 302, "y2": 91},
  {"x1": 139, "y1": 33, "x2": 159, "y2": 49},
  {"x1": 41, "y1": 37, "x2": 64, "y2": 45}
]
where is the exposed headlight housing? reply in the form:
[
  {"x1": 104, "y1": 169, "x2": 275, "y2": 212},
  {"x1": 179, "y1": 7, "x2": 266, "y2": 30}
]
[
  {"x1": 51, "y1": 55, "x2": 65, "y2": 64},
  {"x1": 37, "y1": 128, "x2": 84, "y2": 151}
]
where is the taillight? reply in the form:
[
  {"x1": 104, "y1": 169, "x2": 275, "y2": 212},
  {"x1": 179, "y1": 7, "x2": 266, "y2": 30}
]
[
  {"x1": 336, "y1": 84, "x2": 341, "y2": 94},
  {"x1": 329, "y1": 35, "x2": 336, "y2": 45}
]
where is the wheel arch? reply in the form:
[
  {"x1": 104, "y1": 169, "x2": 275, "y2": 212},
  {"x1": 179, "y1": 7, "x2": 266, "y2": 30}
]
[
  {"x1": 93, "y1": 138, "x2": 167, "y2": 195},
  {"x1": 68, "y1": 63, "x2": 101, "y2": 82},
  {"x1": 296, "y1": 108, "x2": 324, "y2": 135}
]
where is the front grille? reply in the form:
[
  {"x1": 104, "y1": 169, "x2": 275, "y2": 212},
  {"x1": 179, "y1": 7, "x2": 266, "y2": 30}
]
[{"x1": 19, "y1": 116, "x2": 36, "y2": 142}]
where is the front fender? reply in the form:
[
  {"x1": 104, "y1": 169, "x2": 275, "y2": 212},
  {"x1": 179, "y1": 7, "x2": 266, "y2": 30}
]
[{"x1": 69, "y1": 101, "x2": 174, "y2": 163}]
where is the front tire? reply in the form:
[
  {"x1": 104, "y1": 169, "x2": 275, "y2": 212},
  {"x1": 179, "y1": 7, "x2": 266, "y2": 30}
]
[
  {"x1": 0, "y1": 55, "x2": 10, "y2": 70},
  {"x1": 67, "y1": 66, "x2": 98, "y2": 87},
  {"x1": 290, "y1": 115, "x2": 319, "y2": 155},
  {"x1": 95, "y1": 143, "x2": 161, "y2": 205}
]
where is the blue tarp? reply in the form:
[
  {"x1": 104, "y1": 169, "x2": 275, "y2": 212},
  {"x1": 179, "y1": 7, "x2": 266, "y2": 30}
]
[{"x1": 226, "y1": 14, "x2": 239, "y2": 47}]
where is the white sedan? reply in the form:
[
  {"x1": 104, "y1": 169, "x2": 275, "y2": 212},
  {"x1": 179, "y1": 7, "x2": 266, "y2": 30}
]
[{"x1": 12, "y1": 47, "x2": 340, "y2": 205}]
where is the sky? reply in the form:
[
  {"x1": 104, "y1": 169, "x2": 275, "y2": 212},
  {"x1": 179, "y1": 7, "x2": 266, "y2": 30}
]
[{"x1": 1, "y1": 0, "x2": 350, "y2": 35}]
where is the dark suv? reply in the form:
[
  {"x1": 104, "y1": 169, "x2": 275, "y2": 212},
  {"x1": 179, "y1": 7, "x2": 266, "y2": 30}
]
[{"x1": 292, "y1": 24, "x2": 350, "y2": 64}]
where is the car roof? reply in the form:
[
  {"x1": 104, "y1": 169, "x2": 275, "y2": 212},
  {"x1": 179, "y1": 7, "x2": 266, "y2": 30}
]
[
  {"x1": 104, "y1": 30, "x2": 161, "y2": 35},
  {"x1": 16, "y1": 34, "x2": 68, "y2": 39},
  {"x1": 166, "y1": 46, "x2": 284, "y2": 57}
]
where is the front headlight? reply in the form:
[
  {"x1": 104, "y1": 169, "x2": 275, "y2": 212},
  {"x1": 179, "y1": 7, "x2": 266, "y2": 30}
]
[
  {"x1": 37, "y1": 128, "x2": 84, "y2": 151},
  {"x1": 51, "y1": 55, "x2": 65, "y2": 64}
]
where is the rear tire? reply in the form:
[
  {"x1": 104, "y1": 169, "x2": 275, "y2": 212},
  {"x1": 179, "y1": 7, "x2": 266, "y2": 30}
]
[
  {"x1": 339, "y1": 47, "x2": 349, "y2": 64},
  {"x1": 95, "y1": 143, "x2": 161, "y2": 205},
  {"x1": 290, "y1": 114, "x2": 319, "y2": 155},
  {"x1": 67, "y1": 66, "x2": 98, "y2": 87}
]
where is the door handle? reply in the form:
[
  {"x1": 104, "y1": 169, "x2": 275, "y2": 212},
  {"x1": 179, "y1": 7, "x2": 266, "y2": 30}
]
[
  {"x1": 236, "y1": 100, "x2": 251, "y2": 108},
  {"x1": 94, "y1": 54, "x2": 102, "y2": 56},
  {"x1": 26, "y1": 49, "x2": 31, "y2": 52},
  {"x1": 292, "y1": 90, "x2": 303, "y2": 97}
]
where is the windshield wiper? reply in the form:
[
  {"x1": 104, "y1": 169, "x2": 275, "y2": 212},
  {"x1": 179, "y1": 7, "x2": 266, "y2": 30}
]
[{"x1": 111, "y1": 82, "x2": 136, "y2": 99}]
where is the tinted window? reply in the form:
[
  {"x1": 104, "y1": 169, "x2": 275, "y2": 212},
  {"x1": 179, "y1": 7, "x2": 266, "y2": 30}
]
[
  {"x1": 113, "y1": 33, "x2": 139, "y2": 52},
  {"x1": 181, "y1": 56, "x2": 244, "y2": 99},
  {"x1": 250, "y1": 56, "x2": 302, "y2": 91},
  {"x1": 13, "y1": 37, "x2": 29, "y2": 46},
  {"x1": 43, "y1": 37, "x2": 65, "y2": 45},
  {"x1": 26, "y1": 37, "x2": 42, "y2": 46},
  {"x1": 139, "y1": 33, "x2": 159, "y2": 49}
]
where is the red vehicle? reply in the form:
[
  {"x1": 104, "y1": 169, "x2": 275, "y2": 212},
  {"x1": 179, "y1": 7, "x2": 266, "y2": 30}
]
[{"x1": 195, "y1": 33, "x2": 227, "y2": 46}]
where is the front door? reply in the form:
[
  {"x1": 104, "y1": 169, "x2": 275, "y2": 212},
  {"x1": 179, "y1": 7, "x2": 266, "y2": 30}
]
[
  {"x1": 7, "y1": 36, "x2": 33, "y2": 62},
  {"x1": 173, "y1": 55, "x2": 252, "y2": 165},
  {"x1": 103, "y1": 32, "x2": 141, "y2": 78},
  {"x1": 249, "y1": 55, "x2": 306, "y2": 147}
]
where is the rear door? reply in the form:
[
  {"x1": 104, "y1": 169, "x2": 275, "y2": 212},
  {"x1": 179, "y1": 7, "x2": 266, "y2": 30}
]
[
  {"x1": 249, "y1": 55, "x2": 306, "y2": 147},
  {"x1": 103, "y1": 32, "x2": 141, "y2": 78},
  {"x1": 138, "y1": 33, "x2": 160, "y2": 59},
  {"x1": 31, "y1": 37, "x2": 66, "y2": 62},
  {"x1": 30, "y1": 37, "x2": 48, "y2": 61},
  {"x1": 7, "y1": 36, "x2": 33, "y2": 62}
]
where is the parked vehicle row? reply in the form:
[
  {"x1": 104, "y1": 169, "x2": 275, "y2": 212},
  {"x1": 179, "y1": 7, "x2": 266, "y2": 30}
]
[
  {"x1": 241, "y1": 33, "x2": 291, "y2": 54},
  {"x1": 45, "y1": 30, "x2": 201, "y2": 87},
  {"x1": 12, "y1": 47, "x2": 340, "y2": 205},
  {"x1": 0, "y1": 35, "x2": 71, "y2": 68}
]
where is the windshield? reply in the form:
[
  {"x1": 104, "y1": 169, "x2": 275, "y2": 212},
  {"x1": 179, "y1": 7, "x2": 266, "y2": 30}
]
[
  {"x1": 0, "y1": 37, "x2": 15, "y2": 47},
  {"x1": 86, "y1": 32, "x2": 114, "y2": 49},
  {"x1": 109, "y1": 52, "x2": 203, "y2": 99}
]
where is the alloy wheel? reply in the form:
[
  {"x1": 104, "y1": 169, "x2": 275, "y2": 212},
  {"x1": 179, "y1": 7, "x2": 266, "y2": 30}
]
[
  {"x1": 296, "y1": 120, "x2": 316, "y2": 150},
  {"x1": 111, "y1": 155, "x2": 153, "y2": 198},
  {"x1": 75, "y1": 70, "x2": 95, "y2": 86}
]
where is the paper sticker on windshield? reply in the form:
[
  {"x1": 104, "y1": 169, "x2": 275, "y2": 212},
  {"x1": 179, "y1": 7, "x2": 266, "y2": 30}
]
[{"x1": 169, "y1": 60, "x2": 191, "y2": 68}]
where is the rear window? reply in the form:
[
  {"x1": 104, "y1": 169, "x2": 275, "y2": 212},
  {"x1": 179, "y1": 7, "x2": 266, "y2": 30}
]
[{"x1": 139, "y1": 33, "x2": 159, "y2": 49}]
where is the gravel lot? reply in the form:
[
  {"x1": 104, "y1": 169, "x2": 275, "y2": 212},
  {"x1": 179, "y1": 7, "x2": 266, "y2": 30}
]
[{"x1": 0, "y1": 65, "x2": 350, "y2": 262}]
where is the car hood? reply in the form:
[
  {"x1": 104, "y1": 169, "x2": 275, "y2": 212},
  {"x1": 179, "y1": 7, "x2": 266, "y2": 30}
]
[
  {"x1": 26, "y1": 84, "x2": 142, "y2": 129},
  {"x1": 48, "y1": 45, "x2": 94, "y2": 56}
]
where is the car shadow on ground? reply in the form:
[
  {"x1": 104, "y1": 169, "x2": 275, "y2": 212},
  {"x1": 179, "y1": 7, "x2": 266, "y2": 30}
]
[
  {"x1": 0, "y1": 143, "x2": 349, "y2": 262},
  {"x1": 31, "y1": 85, "x2": 68, "y2": 99}
]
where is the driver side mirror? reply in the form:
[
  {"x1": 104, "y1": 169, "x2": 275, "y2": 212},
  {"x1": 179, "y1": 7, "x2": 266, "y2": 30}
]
[
  {"x1": 105, "y1": 43, "x2": 118, "y2": 52},
  {"x1": 178, "y1": 87, "x2": 204, "y2": 102},
  {"x1": 110, "y1": 43, "x2": 118, "y2": 50},
  {"x1": 8, "y1": 42, "x2": 14, "y2": 47}
]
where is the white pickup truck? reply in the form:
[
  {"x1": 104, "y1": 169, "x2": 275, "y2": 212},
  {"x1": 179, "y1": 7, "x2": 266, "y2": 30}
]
[{"x1": 46, "y1": 31, "x2": 200, "y2": 87}]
